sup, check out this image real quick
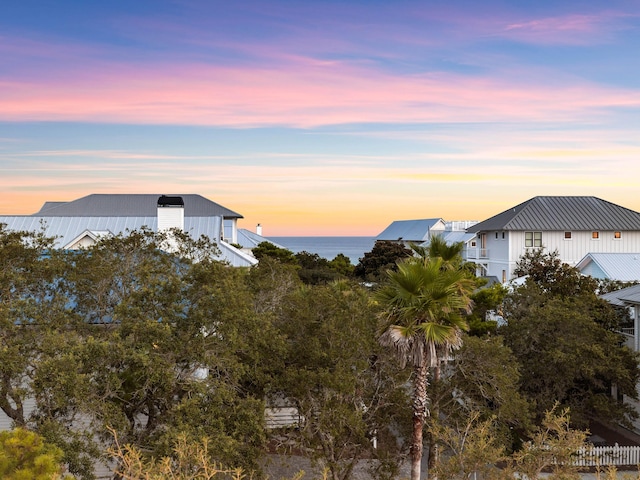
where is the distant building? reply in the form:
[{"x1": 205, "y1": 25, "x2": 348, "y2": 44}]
[
  {"x1": 0, "y1": 193, "x2": 271, "y2": 267},
  {"x1": 376, "y1": 218, "x2": 446, "y2": 245}
]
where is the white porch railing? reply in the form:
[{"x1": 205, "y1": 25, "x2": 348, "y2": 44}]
[
  {"x1": 466, "y1": 248, "x2": 489, "y2": 260},
  {"x1": 573, "y1": 445, "x2": 640, "y2": 467}
]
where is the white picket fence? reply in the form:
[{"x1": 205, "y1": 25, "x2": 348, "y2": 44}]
[{"x1": 573, "y1": 445, "x2": 640, "y2": 467}]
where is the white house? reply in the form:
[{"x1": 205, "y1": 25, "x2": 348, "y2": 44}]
[
  {"x1": 0, "y1": 193, "x2": 266, "y2": 267},
  {"x1": 466, "y1": 196, "x2": 640, "y2": 283}
]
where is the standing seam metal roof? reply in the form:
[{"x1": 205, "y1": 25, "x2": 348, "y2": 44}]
[
  {"x1": 578, "y1": 253, "x2": 640, "y2": 282},
  {"x1": 33, "y1": 194, "x2": 243, "y2": 219},
  {"x1": 467, "y1": 197, "x2": 640, "y2": 232},
  {"x1": 376, "y1": 219, "x2": 443, "y2": 241}
]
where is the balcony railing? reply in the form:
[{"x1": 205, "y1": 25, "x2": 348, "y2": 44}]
[{"x1": 466, "y1": 248, "x2": 489, "y2": 260}]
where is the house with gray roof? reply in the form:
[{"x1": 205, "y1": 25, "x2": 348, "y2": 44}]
[
  {"x1": 0, "y1": 193, "x2": 265, "y2": 267},
  {"x1": 376, "y1": 218, "x2": 446, "y2": 245},
  {"x1": 466, "y1": 196, "x2": 640, "y2": 282}
]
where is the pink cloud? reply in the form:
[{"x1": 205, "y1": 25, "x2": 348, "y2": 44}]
[{"x1": 1, "y1": 56, "x2": 638, "y2": 127}]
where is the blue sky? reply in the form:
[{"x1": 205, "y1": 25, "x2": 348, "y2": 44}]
[{"x1": 2, "y1": 0, "x2": 640, "y2": 235}]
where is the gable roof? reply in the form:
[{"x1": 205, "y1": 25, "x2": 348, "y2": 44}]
[
  {"x1": 376, "y1": 218, "x2": 444, "y2": 242},
  {"x1": 467, "y1": 196, "x2": 640, "y2": 233},
  {"x1": 32, "y1": 194, "x2": 243, "y2": 219},
  {"x1": 577, "y1": 253, "x2": 640, "y2": 282}
]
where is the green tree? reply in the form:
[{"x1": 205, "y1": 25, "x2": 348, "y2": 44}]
[
  {"x1": 376, "y1": 256, "x2": 474, "y2": 480},
  {"x1": 502, "y1": 297, "x2": 639, "y2": 427},
  {"x1": 0, "y1": 428, "x2": 72, "y2": 479},
  {"x1": 328, "y1": 253, "x2": 355, "y2": 277},
  {"x1": 467, "y1": 283, "x2": 507, "y2": 336},
  {"x1": 294, "y1": 251, "x2": 342, "y2": 285},
  {"x1": 436, "y1": 336, "x2": 532, "y2": 451},
  {"x1": 251, "y1": 241, "x2": 298, "y2": 265},
  {"x1": 354, "y1": 240, "x2": 412, "y2": 283},
  {"x1": 70, "y1": 231, "x2": 268, "y2": 472},
  {"x1": 0, "y1": 225, "x2": 98, "y2": 478},
  {"x1": 503, "y1": 251, "x2": 640, "y2": 427},
  {"x1": 274, "y1": 281, "x2": 410, "y2": 480}
]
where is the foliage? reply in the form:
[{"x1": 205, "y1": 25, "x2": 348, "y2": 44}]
[
  {"x1": 502, "y1": 406, "x2": 588, "y2": 480},
  {"x1": 513, "y1": 249, "x2": 600, "y2": 299},
  {"x1": 328, "y1": 253, "x2": 355, "y2": 277},
  {"x1": 502, "y1": 296, "x2": 640, "y2": 427},
  {"x1": 467, "y1": 283, "x2": 508, "y2": 336},
  {"x1": 74, "y1": 236, "x2": 268, "y2": 472},
  {"x1": 251, "y1": 243, "x2": 351, "y2": 285},
  {"x1": 251, "y1": 241, "x2": 298, "y2": 265},
  {"x1": 294, "y1": 251, "x2": 343, "y2": 285},
  {"x1": 503, "y1": 250, "x2": 640, "y2": 427},
  {"x1": 0, "y1": 227, "x2": 271, "y2": 478},
  {"x1": 273, "y1": 280, "x2": 410, "y2": 480},
  {"x1": 0, "y1": 428, "x2": 73, "y2": 480},
  {"x1": 110, "y1": 431, "x2": 255, "y2": 480},
  {"x1": 436, "y1": 335, "x2": 532, "y2": 451},
  {"x1": 354, "y1": 240, "x2": 412, "y2": 283},
  {"x1": 430, "y1": 412, "x2": 505, "y2": 480}
]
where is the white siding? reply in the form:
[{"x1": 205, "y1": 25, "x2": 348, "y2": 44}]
[
  {"x1": 157, "y1": 206, "x2": 184, "y2": 231},
  {"x1": 481, "y1": 230, "x2": 640, "y2": 281}
]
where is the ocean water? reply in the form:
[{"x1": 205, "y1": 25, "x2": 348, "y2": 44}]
[{"x1": 268, "y1": 237, "x2": 376, "y2": 265}]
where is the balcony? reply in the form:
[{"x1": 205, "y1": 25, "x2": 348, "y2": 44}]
[{"x1": 466, "y1": 248, "x2": 489, "y2": 260}]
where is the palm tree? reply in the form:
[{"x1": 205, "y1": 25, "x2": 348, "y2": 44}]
[
  {"x1": 376, "y1": 256, "x2": 474, "y2": 480},
  {"x1": 411, "y1": 235, "x2": 465, "y2": 267}
]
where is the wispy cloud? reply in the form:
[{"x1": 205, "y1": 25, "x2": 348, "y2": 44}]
[{"x1": 499, "y1": 12, "x2": 637, "y2": 45}]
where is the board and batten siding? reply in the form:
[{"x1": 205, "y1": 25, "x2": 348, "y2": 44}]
[
  {"x1": 479, "y1": 230, "x2": 640, "y2": 282},
  {"x1": 510, "y1": 230, "x2": 640, "y2": 265}
]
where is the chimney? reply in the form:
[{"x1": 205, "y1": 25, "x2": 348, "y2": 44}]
[
  {"x1": 256, "y1": 223, "x2": 263, "y2": 236},
  {"x1": 157, "y1": 195, "x2": 185, "y2": 232}
]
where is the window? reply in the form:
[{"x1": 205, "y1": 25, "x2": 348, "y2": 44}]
[
  {"x1": 614, "y1": 231, "x2": 621, "y2": 239},
  {"x1": 471, "y1": 241, "x2": 476, "y2": 247},
  {"x1": 592, "y1": 231, "x2": 599, "y2": 239},
  {"x1": 564, "y1": 232, "x2": 572, "y2": 239},
  {"x1": 495, "y1": 232, "x2": 498, "y2": 239},
  {"x1": 502, "y1": 232, "x2": 505, "y2": 239},
  {"x1": 525, "y1": 231, "x2": 542, "y2": 247}
]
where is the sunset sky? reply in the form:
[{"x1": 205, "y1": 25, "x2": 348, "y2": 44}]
[{"x1": 2, "y1": 0, "x2": 640, "y2": 235}]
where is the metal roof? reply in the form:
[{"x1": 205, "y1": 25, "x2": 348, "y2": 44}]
[
  {"x1": 32, "y1": 194, "x2": 243, "y2": 219},
  {"x1": 467, "y1": 196, "x2": 640, "y2": 233},
  {"x1": 236, "y1": 228, "x2": 285, "y2": 250},
  {"x1": 441, "y1": 231, "x2": 476, "y2": 244},
  {"x1": 577, "y1": 253, "x2": 640, "y2": 282},
  {"x1": 600, "y1": 284, "x2": 640, "y2": 306},
  {"x1": 376, "y1": 218, "x2": 443, "y2": 242}
]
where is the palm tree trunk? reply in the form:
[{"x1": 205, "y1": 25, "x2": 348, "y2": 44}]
[
  {"x1": 411, "y1": 361, "x2": 429, "y2": 480},
  {"x1": 427, "y1": 362, "x2": 442, "y2": 480}
]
